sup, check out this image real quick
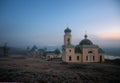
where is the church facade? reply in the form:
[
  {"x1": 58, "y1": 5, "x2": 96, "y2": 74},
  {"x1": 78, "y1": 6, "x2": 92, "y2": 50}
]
[{"x1": 62, "y1": 27, "x2": 104, "y2": 63}]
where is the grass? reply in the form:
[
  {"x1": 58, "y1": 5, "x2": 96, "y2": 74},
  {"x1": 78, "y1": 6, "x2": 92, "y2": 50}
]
[{"x1": 0, "y1": 57, "x2": 120, "y2": 83}]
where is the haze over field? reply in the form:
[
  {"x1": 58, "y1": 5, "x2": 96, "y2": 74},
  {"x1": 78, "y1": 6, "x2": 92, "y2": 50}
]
[{"x1": 0, "y1": 0, "x2": 120, "y2": 48}]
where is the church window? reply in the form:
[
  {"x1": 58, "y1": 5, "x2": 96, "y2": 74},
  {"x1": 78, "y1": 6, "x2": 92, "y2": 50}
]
[
  {"x1": 88, "y1": 51, "x2": 93, "y2": 54},
  {"x1": 86, "y1": 56, "x2": 88, "y2": 60},
  {"x1": 88, "y1": 51, "x2": 94, "y2": 55},
  {"x1": 77, "y1": 56, "x2": 79, "y2": 60},
  {"x1": 69, "y1": 56, "x2": 71, "y2": 61},
  {"x1": 67, "y1": 38, "x2": 70, "y2": 45},
  {"x1": 93, "y1": 56, "x2": 95, "y2": 60},
  {"x1": 69, "y1": 49, "x2": 71, "y2": 52}
]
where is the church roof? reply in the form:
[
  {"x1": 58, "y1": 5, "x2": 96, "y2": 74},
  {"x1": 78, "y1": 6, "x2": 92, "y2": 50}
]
[
  {"x1": 64, "y1": 27, "x2": 71, "y2": 33},
  {"x1": 98, "y1": 48, "x2": 105, "y2": 53},
  {"x1": 75, "y1": 45, "x2": 82, "y2": 53},
  {"x1": 79, "y1": 34, "x2": 93, "y2": 45}
]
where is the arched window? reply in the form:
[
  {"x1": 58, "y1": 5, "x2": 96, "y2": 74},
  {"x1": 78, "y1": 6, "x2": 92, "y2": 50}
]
[
  {"x1": 88, "y1": 51, "x2": 94, "y2": 55},
  {"x1": 69, "y1": 56, "x2": 71, "y2": 61},
  {"x1": 77, "y1": 56, "x2": 79, "y2": 60},
  {"x1": 88, "y1": 51, "x2": 93, "y2": 53},
  {"x1": 67, "y1": 38, "x2": 70, "y2": 45}
]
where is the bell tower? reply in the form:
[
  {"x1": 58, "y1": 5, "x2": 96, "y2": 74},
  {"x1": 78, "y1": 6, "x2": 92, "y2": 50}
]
[
  {"x1": 64, "y1": 27, "x2": 72, "y2": 46},
  {"x1": 62, "y1": 27, "x2": 75, "y2": 62}
]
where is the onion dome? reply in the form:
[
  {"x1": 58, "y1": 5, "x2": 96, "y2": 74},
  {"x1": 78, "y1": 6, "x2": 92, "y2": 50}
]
[
  {"x1": 79, "y1": 34, "x2": 93, "y2": 45},
  {"x1": 64, "y1": 27, "x2": 71, "y2": 33}
]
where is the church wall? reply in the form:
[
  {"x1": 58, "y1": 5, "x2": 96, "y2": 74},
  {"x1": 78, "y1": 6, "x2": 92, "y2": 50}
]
[
  {"x1": 65, "y1": 54, "x2": 82, "y2": 62},
  {"x1": 63, "y1": 47, "x2": 104, "y2": 63},
  {"x1": 75, "y1": 53, "x2": 82, "y2": 62},
  {"x1": 64, "y1": 34, "x2": 71, "y2": 45},
  {"x1": 64, "y1": 48, "x2": 82, "y2": 62},
  {"x1": 98, "y1": 53, "x2": 105, "y2": 62},
  {"x1": 93, "y1": 48, "x2": 99, "y2": 62},
  {"x1": 82, "y1": 47, "x2": 99, "y2": 62},
  {"x1": 62, "y1": 51, "x2": 66, "y2": 62},
  {"x1": 65, "y1": 47, "x2": 75, "y2": 62}
]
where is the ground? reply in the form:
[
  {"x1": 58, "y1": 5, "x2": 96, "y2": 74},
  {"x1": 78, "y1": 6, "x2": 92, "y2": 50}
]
[{"x1": 0, "y1": 56, "x2": 120, "y2": 83}]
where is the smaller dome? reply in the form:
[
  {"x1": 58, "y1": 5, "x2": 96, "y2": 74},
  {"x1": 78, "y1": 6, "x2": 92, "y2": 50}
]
[
  {"x1": 98, "y1": 48, "x2": 105, "y2": 53},
  {"x1": 64, "y1": 27, "x2": 71, "y2": 33},
  {"x1": 75, "y1": 45, "x2": 82, "y2": 53}
]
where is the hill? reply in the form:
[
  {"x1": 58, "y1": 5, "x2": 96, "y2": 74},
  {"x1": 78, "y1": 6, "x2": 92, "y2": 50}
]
[{"x1": 0, "y1": 57, "x2": 120, "y2": 83}]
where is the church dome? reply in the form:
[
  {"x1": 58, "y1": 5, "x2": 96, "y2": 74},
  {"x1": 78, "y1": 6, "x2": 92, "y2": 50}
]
[
  {"x1": 79, "y1": 39, "x2": 93, "y2": 45},
  {"x1": 79, "y1": 34, "x2": 93, "y2": 45},
  {"x1": 98, "y1": 48, "x2": 104, "y2": 53},
  {"x1": 64, "y1": 27, "x2": 71, "y2": 33}
]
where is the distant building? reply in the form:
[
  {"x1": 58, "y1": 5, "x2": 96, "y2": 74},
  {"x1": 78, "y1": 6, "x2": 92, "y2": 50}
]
[
  {"x1": 62, "y1": 27, "x2": 104, "y2": 63},
  {"x1": 27, "y1": 46, "x2": 40, "y2": 57},
  {"x1": 46, "y1": 51, "x2": 62, "y2": 61}
]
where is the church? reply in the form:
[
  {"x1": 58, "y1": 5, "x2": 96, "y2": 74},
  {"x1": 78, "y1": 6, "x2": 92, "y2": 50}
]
[{"x1": 62, "y1": 27, "x2": 105, "y2": 63}]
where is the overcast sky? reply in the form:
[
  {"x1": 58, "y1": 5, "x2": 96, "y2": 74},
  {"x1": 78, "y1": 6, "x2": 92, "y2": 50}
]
[{"x1": 0, "y1": 0, "x2": 120, "y2": 48}]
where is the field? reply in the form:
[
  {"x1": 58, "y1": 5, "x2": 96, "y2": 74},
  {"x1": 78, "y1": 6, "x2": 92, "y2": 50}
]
[{"x1": 0, "y1": 56, "x2": 120, "y2": 83}]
